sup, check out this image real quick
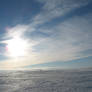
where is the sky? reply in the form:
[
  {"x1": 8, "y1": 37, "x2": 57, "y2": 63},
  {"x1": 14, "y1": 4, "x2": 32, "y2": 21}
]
[{"x1": 0, "y1": 0, "x2": 92, "y2": 70}]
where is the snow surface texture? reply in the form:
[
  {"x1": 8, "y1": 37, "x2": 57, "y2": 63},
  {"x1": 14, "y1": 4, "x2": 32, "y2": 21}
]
[{"x1": 0, "y1": 69, "x2": 92, "y2": 92}]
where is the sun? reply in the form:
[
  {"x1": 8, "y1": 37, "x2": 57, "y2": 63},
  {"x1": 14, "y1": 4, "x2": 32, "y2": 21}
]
[{"x1": 6, "y1": 37, "x2": 28, "y2": 57}]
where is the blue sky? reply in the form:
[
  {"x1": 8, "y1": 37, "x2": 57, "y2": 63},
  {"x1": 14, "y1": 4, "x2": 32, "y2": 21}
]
[{"x1": 0, "y1": 0, "x2": 92, "y2": 69}]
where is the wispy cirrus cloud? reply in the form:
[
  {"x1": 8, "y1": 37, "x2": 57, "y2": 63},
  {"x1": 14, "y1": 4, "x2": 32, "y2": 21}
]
[
  {"x1": 32, "y1": 0, "x2": 91, "y2": 25},
  {"x1": 0, "y1": 0, "x2": 92, "y2": 69}
]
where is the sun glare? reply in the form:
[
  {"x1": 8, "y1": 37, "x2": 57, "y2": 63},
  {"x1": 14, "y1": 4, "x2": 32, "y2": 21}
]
[{"x1": 6, "y1": 37, "x2": 28, "y2": 57}]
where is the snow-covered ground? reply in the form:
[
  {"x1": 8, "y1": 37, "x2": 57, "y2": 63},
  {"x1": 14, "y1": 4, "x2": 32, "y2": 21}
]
[{"x1": 0, "y1": 68, "x2": 92, "y2": 92}]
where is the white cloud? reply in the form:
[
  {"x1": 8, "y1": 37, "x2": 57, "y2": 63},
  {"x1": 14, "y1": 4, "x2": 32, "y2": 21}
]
[
  {"x1": 0, "y1": 0, "x2": 92, "y2": 69},
  {"x1": 33, "y1": 0, "x2": 90, "y2": 25}
]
